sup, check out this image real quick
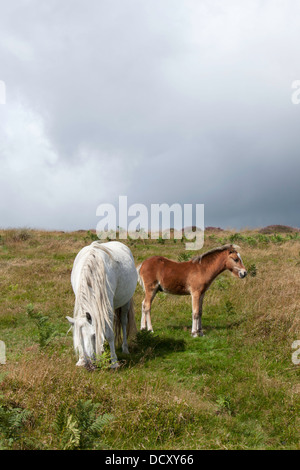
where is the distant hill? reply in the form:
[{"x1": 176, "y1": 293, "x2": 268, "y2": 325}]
[
  {"x1": 259, "y1": 225, "x2": 299, "y2": 234},
  {"x1": 205, "y1": 227, "x2": 224, "y2": 232}
]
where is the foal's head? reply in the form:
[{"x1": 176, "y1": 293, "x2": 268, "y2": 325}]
[
  {"x1": 224, "y1": 245, "x2": 247, "y2": 279},
  {"x1": 66, "y1": 312, "x2": 96, "y2": 367}
]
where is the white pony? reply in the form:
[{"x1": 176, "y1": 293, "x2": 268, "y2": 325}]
[{"x1": 67, "y1": 241, "x2": 138, "y2": 368}]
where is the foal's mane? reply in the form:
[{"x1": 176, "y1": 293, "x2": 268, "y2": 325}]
[{"x1": 191, "y1": 244, "x2": 240, "y2": 264}]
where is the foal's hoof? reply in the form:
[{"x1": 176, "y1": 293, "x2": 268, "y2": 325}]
[
  {"x1": 122, "y1": 347, "x2": 129, "y2": 355},
  {"x1": 191, "y1": 331, "x2": 204, "y2": 337}
]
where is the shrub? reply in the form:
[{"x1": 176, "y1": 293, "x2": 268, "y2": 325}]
[
  {"x1": 54, "y1": 400, "x2": 113, "y2": 450},
  {"x1": 270, "y1": 234, "x2": 284, "y2": 243},
  {"x1": 177, "y1": 252, "x2": 192, "y2": 262},
  {"x1": 248, "y1": 263, "x2": 257, "y2": 277},
  {"x1": 229, "y1": 233, "x2": 245, "y2": 243},
  {"x1": 5, "y1": 229, "x2": 32, "y2": 242},
  {"x1": 256, "y1": 233, "x2": 270, "y2": 244},
  {"x1": 26, "y1": 304, "x2": 61, "y2": 348},
  {"x1": 85, "y1": 230, "x2": 99, "y2": 242},
  {"x1": 245, "y1": 236, "x2": 257, "y2": 247},
  {"x1": 0, "y1": 404, "x2": 32, "y2": 449}
]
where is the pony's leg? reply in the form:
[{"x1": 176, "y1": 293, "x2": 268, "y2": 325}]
[
  {"x1": 191, "y1": 292, "x2": 204, "y2": 337},
  {"x1": 105, "y1": 309, "x2": 119, "y2": 368},
  {"x1": 98, "y1": 332, "x2": 105, "y2": 355},
  {"x1": 106, "y1": 327, "x2": 119, "y2": 368},
  {"x1": 120, "y1": 302, "x2": 130, "y2": 354}
]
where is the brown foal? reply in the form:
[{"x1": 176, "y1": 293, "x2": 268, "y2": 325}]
[{"x1": 137, "y1": 244, "x2": 247, "y2": 336}]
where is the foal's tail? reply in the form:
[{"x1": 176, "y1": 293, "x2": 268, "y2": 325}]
[
  {"x1": 136, "y1": 263, "x2": 145, "y2": 291},
  {"x1": 114, "y1": 298, "x2": 137, "y2": 346}
]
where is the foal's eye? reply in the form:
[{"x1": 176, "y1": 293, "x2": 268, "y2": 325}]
[{"x1": 234, "y1": 258, "x2": 239, "y2": 263}]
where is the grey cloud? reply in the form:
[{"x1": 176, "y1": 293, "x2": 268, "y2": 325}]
[{"x1": 0, "y1": 0, "x2": 300, "y2": 230}]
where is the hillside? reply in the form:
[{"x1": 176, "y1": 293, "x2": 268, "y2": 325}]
[{"x1": 0, "y1": 228, "x2": 299, "y2": 449}]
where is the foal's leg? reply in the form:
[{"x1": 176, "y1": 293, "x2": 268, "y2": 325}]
[
  {"x1": 140, "y1": 297, "x2": 147, "y2": 330},
  {"x1": 191, "y1": 292, "x2": 205, "y2": 337},
  {"x1": 120, "y1": 301, "x2": 130, "y2": 354},
  {"x1": 141, "y1": 285, "x2": 158, "y2": 332},
  {"x1": 198, "y1": 293, "x2": 205, "y2": 336}
]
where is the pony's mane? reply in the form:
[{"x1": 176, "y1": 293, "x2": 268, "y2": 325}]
[
  {"x1": 91, "y1": 241, "x2": 114, "y2": 258},
  {"x1": 73, "y1": 242, "x2": 114, "y2": 355},
  {"x1": 191, "y1": 244, "x2": 240, "y2": 264}
]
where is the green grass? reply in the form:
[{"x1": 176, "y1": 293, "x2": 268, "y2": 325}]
[{"x1": 0, "y1": 229, "x2": 299, "y2": 449}]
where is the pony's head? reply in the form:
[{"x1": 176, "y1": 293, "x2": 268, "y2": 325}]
[
  {"x1": 66, "y1": 312, "x2": 96, "y2": 367},
  {"x1": 224, "y1": 245, "x2": 247, "y2": 279}
]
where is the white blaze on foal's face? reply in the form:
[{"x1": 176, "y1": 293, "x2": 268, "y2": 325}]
[
  {"x1": 235, "y1": 252, "x2": 247, "y2": 278},
  {"x1": 227, "y1": 250, "x2": 247, "y2": 279}
]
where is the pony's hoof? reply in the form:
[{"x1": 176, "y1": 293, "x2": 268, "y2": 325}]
[
  {"x1": 110, "y1": 362, "x2": 120, "y2": 369},
  {"x1": 76, "y1": 358, "x2": 86, "y2": 367},
  {"x1": 122, "y1": 347, "x2": 129, "y2": 355}
]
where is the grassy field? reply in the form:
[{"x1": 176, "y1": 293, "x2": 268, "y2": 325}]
[{"x1": 0, "y1": 228, "x2": 299, "y2": 450}]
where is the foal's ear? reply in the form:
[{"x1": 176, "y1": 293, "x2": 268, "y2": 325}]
[
  {"x1": 229, "y1": 244, "x2": 239, "y2": 253},
  {"x1": 86, "y1": 312, "x2": 92, "y2": 324},
  {"x1": 66, "y1": 316, "x2": 75, "y2": 324}
]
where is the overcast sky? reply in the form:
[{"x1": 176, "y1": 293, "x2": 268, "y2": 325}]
[{"x1": 0, "y1": 0, "x2": 300, "y2": 231}]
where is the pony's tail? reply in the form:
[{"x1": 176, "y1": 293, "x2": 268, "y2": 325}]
[
  {"x1": 136, "y1": 263, "x2": 145, "y2": 291},
  {"x1": 114, "y1": 298, "x2": 137, "y2": 347}
]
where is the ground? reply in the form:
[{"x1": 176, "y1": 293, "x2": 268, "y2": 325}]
[{"x1": 0, "y1": 228, "x2": 299, "y2": 449}]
